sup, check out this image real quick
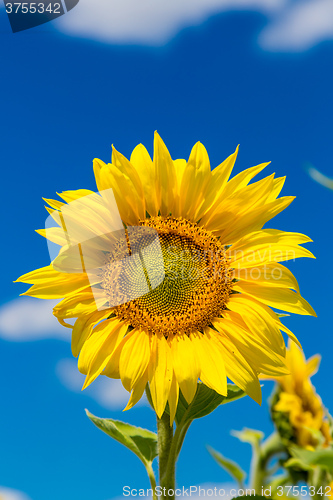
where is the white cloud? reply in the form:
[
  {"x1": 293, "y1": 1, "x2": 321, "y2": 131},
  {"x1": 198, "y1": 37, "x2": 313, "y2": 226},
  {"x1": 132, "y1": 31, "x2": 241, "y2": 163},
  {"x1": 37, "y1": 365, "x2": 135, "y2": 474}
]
[
  {"x1": 0, "y1": 298, "x2": 70, "y2": 342},
  {"x1": 2, "y1": 0, "x2": 333, "y2": 51},
  {"x1": 55, "y1": 0, "x2": 283, "y2": 46},
  {"x1": 0, "y1": 487, "x2": 32, "y2": 500},
  {"x1": 259, "y1": 0, "x2": 333, "y2": 51},
  {"x1": 56, "y1": 358, "x2": 147, "y2": 410}
]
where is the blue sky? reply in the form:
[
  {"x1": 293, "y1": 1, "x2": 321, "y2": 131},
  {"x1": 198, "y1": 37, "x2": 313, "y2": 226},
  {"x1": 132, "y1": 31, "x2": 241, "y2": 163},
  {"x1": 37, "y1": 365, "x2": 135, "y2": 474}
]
[{"x1": 1, "y1": 2, "x2": 333, "y2": 500}]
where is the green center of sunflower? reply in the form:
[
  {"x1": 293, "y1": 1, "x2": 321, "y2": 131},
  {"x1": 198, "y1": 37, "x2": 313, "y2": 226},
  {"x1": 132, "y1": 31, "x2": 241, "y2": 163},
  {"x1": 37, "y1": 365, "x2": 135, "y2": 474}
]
[{"x1": 104, "y1": 217, "x2": 233, "y2": 337}]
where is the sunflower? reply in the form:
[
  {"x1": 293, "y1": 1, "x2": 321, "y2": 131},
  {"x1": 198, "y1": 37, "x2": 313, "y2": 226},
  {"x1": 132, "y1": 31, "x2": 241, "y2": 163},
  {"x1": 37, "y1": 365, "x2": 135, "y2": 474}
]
[
  {"x1": 16, "y1": 132, "x2": 316, "y2": 422},
  {"x1": 270, "y1": 341, "x2": 331, "y2": 449}
]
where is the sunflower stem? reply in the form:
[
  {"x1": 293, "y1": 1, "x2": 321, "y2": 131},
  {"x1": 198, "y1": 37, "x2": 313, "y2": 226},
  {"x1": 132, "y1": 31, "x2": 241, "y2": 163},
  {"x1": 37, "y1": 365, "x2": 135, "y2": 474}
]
[
  {"x1": 162, "y1": 418, "x2": 193, "y2": 499},
  {"x1": 157, "y1": 412, "x2": 175, "y2": 499},
  {"x1": 250, "y1": 432, "x2": 285, "y2": 493}
]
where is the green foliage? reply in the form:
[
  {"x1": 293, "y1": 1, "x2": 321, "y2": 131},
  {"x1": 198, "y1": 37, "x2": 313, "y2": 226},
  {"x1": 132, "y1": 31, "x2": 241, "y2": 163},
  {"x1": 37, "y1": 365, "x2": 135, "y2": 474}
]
[
  {"x1": 207, "y1": 445, "x2": 246, "y2": 488},
  {"x1": 231, "y1": 428, "x2": 264, "y2": 447},
  {"x1": 286, "y1": 445, "x2": 333, "y2": 471},
  {"x1": 175, "y1": 382, "x2": 246, "y2": 426},
  {"x1": 85, "y1": 410, "x2": 158, "y2": 466}
]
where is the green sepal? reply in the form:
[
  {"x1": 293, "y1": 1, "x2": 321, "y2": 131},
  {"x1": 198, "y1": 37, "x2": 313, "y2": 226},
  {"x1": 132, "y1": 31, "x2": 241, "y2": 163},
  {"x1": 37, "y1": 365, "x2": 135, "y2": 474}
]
[
  {"x1": 85, "y1": 410, "x2": 158, "y2": 466},
  {"x1": 174, "y1": 382, "x2": 246, "y2": 426},
  {"x1": 207, "y1": 445, "x2": 246, "y2": 488}
]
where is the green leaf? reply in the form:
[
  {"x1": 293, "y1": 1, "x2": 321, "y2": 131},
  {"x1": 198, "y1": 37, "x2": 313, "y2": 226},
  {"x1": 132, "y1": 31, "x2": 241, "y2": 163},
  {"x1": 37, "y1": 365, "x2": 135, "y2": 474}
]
[
  {"x1": 175, "y1": 383, "x2": 246, "y2": 426},
  {"x1": 288, "y1": 445, "x2": 333, "y2": 470},
  {"x1": 231, "y1": 428, "x2": 264, "y2": 447},
  {"x1": 85, "y1": 410, "x2": 158, "y2": 465},
  {"x1": 284, "y1": 457, "x2": 313, "y2": 472},
  {"x1": 207, "y1": 445, "x2": 246, "y2": 488}
]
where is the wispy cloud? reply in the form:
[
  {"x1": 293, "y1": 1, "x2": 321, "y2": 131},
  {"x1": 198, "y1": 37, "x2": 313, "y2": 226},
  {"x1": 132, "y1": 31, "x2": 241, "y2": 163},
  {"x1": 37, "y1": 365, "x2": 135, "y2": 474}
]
[
  {"x1": 56, "y1": 358, "x2": 147, "y2": 410},
  {"x1": 259, "y1": 0, "x2": 333, "y2": 51},
  {"x1": 56, "y1": 0, "x2": 279, "y2": 46},
  {"x1": 0, "y1": 487, "x2": 32, "y2": 500},
  {"x1": 1, "y1": 0, "x2": 332, "y2": 51},
  {"x1": 53, "y1": 0, "x2": 333, "y2": 51},
  {"x1": 58, "y1": 0, "x2": 272, "y2": 45},
  {"x1": 0, "y1": 297, "x2": 69, "y2": 342},
  {"x1": 306, "y1": 164, "x2": 333, "y2": 190}
]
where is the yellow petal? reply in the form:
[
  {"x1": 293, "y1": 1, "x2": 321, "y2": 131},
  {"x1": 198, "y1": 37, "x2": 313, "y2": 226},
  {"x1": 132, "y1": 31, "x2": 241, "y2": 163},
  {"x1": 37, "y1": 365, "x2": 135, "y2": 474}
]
[
  {"x1": 102, "y1": 326, "x2": 140, "y2": 379},
  {"x1": 230, "y1": 228, "x2": 313, "y2": 251},
  {"x1": 148, "y1": 333, "x2": 173, "y2": 418},
  {"x1": 267, "y1": 176, "x2": 286, "y2": 202},
  {"x1": 233, "y1": 281, "x2": 316, "y2": 316},
  {"x1": 57, "y1": 189, "x2": 95, "y2": 203},
  {"x1": 214, "y1": 316, "x2": 289, "y2": 377},
  {"x1": 196, "y1": 146, "x2": 239, "y2": 220},
  {"x1": 173, "y1": 159, "x2": 187, "y2": 193},
  {"x1": 167, "y1": 371, "x2": 179, "y2": 425},
  {"x1": 214, "y1": 331, "x2": 262, "y2": 404},
  {"x1": 119, "y1": 329, "x2": 151, "y2": 392},
  {"x1": 112, "y1": 146, "x2": 145, "y2": 205},
  {"x1": 16, "y1": 265, "x2": 74, "y2": 284},
  {"x1": 227, "y1": 294, "x2": 286, "y2": 355},
  {"x1": 233, "y1": 263, "x2": 300, "y2": 292},
  {"x1": 229, "y1": 229, "x2": 314, "y2": 268},
  {"x1": 35, "y1": 227, "x2": 68, "y2": 246},
  {"x1": 44, "y1": 206, "x2": 61, "y2": 225},
  {"x1": 124, "y1": 368, "x2": 149, "y2": 411},
  {"x1": 52, "y1": 243, "x2": 106, "y2": 274},
  {"x1": 217, "y1": 196, "x2": 295, "y2": 244},
  {"x1": 191, "y1": 330, "x2": 227, "y2": 396},
  {"x1": 306, "y1": 354, "x2": 321, "y2": 378},
  {"x1": 179, "y1": 142, "x2": 211, "y2": 220},
  {"x1": 79, "y1": 318, "x2": 126, "y2": 388},
  {"x1": 42, "y1": 198, "x2": 65, "y2": 210},
  {"x1": 57, "y1": 191, "x2": 115, "y2": 239},
  {"x1": 130, "y1": 144, "x2": 158, "y2": 217},
  {"x1": 71, "y1": 309, "x2": 111, "y2": 357},
  {"x1": 211, "y1": 145, "x2": 239, "y2": 187},
  {"x1": 97, "y1": 163, "x2": 145, "y2": 225},
  {"x1": 154, "y1": 132, "x2": 178, "y2": 216},
  {"x1": 21, "y1": 279, "x2": 92, "y2": 299},
  {"x1": 53, "y1": 292, "x2": 100, "y2": 318},
  {"x1": 222, "y1": 161, "x2": 270, "y2": 197},
  {"x1": 202, "y1": 173, "x2": 274, "y2": 231},
  {"x1": 93, "y1": 158, "x2": 107, "y2": 192},
  {"x1": 276, "y1": 320, "x2": 301, "y2": 348},
  {"x1": 170, "y1": 333, "x2": 200, "y2": 404},
  {"x1": 235, "y1": 293, "x2": 302, "y2": 348},
  {"x1": 285, "y1": 340, "x2": 308, "y2": 384}
]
